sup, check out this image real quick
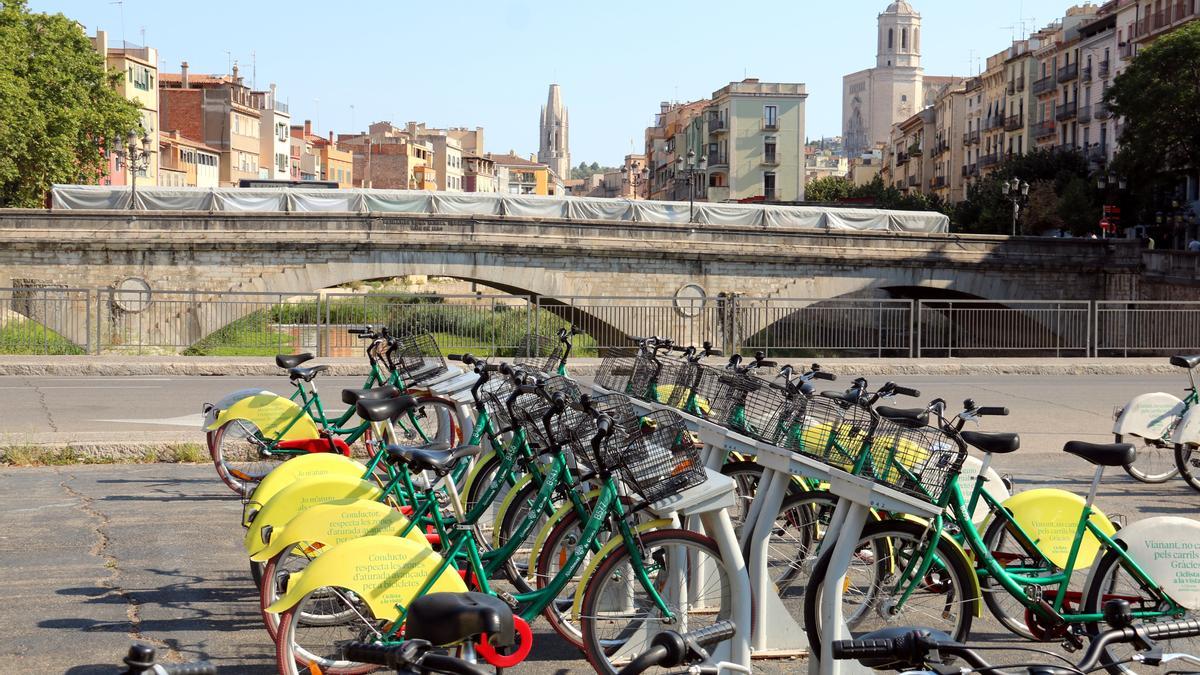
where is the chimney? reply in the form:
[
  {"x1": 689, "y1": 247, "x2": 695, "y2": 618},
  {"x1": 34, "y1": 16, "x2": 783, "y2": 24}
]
[
  {"x1": 328, "y1": 131, "x2": 333, "y2": 143},
  {"x1": 304, "y1": 120, "x2": 312, "y2": 137},
  {"x1": 232, "y1": 63, "x2": 240, "y2": 83},
  {"x1": 180, "y1": 61, "x2": 189, "y2": 88}
]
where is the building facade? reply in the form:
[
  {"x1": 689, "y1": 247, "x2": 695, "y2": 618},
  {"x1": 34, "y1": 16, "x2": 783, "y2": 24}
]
[
  {"x1": 488, "y1": 153, "x2": 552, "y2": 196},
  {"x1": 158, "y1": 131, "x2": 219, "y2": 188},
  {"x1": 538, "y1": 84, "x2": 570, "y2": 182},
  {"x1": 159, "y1": 63, "x2": 262, "y2": 186},
  {"x1": 91, "y1": 30, "x2": 159, "y2": 186},
  {"x1": 463, "y1": 155, "x2": 497, "y2": 192},
  {"x1": 252, "y1": 84, "x2": 291, "y2": 180},
  {"x1": 338, "y1": 122, "x2": 434, "y2": 190},
  {"x1": 704, "y1": 80, "x2": 808, "y2": 202}
]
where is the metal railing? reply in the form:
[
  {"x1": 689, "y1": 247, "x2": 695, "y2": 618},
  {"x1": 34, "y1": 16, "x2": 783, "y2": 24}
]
[
  {"x1": 1035, "y1": 120, "x2": 1057, "y2": 139},
  {"x1": 1032, "y1": 75, "x2": 1056, "y2": 96},
  {"x1": 7, "y1": 287, "x2": 1200, "y2": 358},
  {"x1": 1058, "y1": 62, "x2": 1079, "y2": 82},
  {"x1": 1056, "y1": 101, "x2": 1078, "y2": 121},
  {"x1": 916, "y1": 300, "x2": 1091, "y2": 357},
  {"x1": 1078, "y1": 104, "x2": 1092, "y2": 124},
  {"x1": 1005, "y1": 114, "x2": 1023, "y2": 132}
]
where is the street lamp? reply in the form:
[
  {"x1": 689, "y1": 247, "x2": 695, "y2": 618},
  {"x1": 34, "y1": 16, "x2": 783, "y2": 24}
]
[
  {"x1": 1001, "y1": 176, "x2": 1029, "y2": 236},
  {"x1": 675, "y1": 149, "x2": 707, "y2": 222},
  {"x1": 620, "y1": 162, "x2": 651, "y2": 199},
  {"x1": 114, "y1": 126, "x2": 152, "y2": 210}
]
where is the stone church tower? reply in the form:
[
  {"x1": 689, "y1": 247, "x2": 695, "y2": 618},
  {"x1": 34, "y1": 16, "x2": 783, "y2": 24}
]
[
  {"x1": 538, "y1": 84, "x2": 570, "y2": 180},
  {"x1": 842, "y1": 1, "x2": 925, "y2": 157}
]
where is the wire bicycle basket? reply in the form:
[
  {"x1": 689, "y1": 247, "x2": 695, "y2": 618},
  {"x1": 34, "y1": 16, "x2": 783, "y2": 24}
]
[
  {"x1": 480, "y1": 376, "x2": 518, "y2": 433},
  {"x1": 780, "y1": 395, "x2": 876, "y2": 471},
  {"x1": 604, "y1": 409, "x2": 707, "y2": 504},
  {"x1": 594, "y1": 348, "x2": 639, "y2": 394},
  {"x1": 861, "y1": 419, "x2": 966, "y2": 506},
  {"x1": 710, "y1": 373, "x2": 802, "y2": 446},
  {"x1": 514, "y1": 332, "x2": 565, "y2": 375},
  {"x1": 392, "y1": 331, "x2": 448, "y2": 385}
]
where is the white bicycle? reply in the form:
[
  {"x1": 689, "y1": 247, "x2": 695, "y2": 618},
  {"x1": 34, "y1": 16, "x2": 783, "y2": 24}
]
[{"x1": 1111, "y1": 353, "x2": 1198, "y2": 483}]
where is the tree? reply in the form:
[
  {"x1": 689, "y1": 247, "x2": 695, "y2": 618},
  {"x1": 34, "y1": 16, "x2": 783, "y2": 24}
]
[
  {"x1": 1106, "y1": 21, "x2": 1200, "y2": 190},
  {"x1": 805, "y1": 176, "x2": 854, "y2": 203},
  {"x1": 0, "y1": 1, "x2": 141, "y2": 207}
]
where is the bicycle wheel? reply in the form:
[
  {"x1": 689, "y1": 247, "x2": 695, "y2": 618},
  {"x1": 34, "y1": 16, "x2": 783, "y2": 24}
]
[
  {"x1": 579, "y1": 529, "x2": 735, "y2": 675},
  {"x1": 980, "y1": 513, "x2": 1058, "y2": 640},
  {"x1": 261, "y1": 544, "x2": 357, "y2": 640},
  {"x1": 210, "y1": 418, "x2": 280, "y2": 494},
  {"x1": 1116, "y1": 433, "x2": 1179, "y2": 483},
  {"x1": 494, "y1": 478, "x2": 562, "y2": 595},
  {"x1": 765, "y1": 492, "x2": 839, "y2": 631},
  {"x1": 1176, "y1": 443, "x2": 1200, "y2": 494},
  {"x1": 802, "y1": 518, "x2": 977, "y2": 658},
  {"x1": 534, "y1": 496, "x2": 646, "y2": 649},
  {"x1": 463, "y1": 451, "x2": 507, "y2": 550},
  {"x1": 1081, "y1": 546, "x2": 1200, "y2": 675},
  {"x1": 275, "y1": 586, "x2": 381, "y2": 675}
]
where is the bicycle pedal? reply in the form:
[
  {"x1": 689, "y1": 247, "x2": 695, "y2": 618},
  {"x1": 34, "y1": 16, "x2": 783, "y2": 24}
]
[{"x1": 1060, "y1": 633, "x2": 1084, "y2": 652}]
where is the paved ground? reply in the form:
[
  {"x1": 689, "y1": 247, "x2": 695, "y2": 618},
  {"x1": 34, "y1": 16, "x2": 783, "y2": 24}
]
[{"x1": 1, "y1": 374, "x2": 1198, "y2": 673}]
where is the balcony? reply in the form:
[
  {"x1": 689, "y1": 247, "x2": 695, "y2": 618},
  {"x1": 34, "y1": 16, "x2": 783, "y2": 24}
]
[
  {"x1": 1032, "y1": 75, "x2": 1056, "y2": 96},
  {"x1": 1119, "y1": 42, "x2": 1135, "y2": 60},
  {"x1": 708, "y1": 117, "x2": 727, "y2": 134},
  {"x1": 932, "y1": 175, "x2": 946, "y2": 188},
  {"x1": 1016, "y1": 76, "x2": 1026, "y2": 92},
  {"x1": 1132, "y1": 3, "x2": 1197, "y2": 41},
  {"x1": 980, "y1": 152, "x2": 1000, "y2": 168},
  {"x1": 1057, "y1": 63, "x2": 1078, "y2": 82},
  {"x1": 1004, "y1": 113, "x2": 1024, "y2": 132},
  {"x1": 1078, "y1": 104, "x2": 1092, "y2": 124},
  {"x1": 707, "y1": 152, "x2": 728, "y2": 168},
  {"x1": 983, "y1": 116, "x2": 1004, "y2": 131},
  {"x1": 1098, "y1": 60, "x2": 1110, "y2": 78},
  {"x1": 932, "y1": 140, "x2": 949, "y2": 157},
  {"x1": 762, "y1": 153, "x2": 779, "y2": 166},
  {"x1": 761, "y1": 120, "x2": 779, "y2": 131},
  {"x1": 1082, "y1": 65, "x2": 1092, "y2": 82},
  {"x1": 896, "y1": 151, "x2": 910, "y2": 165},
  {"x1": 968, "y1": 163, "x2": 979, "y2": 176},
  {"x1": 1095, "y1": 101, "x2": 1112, "y2": 119},
  {"x1": 907, "y1": 175, "x2": 919, "y2": 187},
  {"x1": 961, "y1": 165, "x2": 969, "y2": 177},
  {"x1": 1086, "y1": 144, "x2": 1108, "y2": 163},
  {"x1": 1056, "y1": 101, "x2": 1078, "y2": 121},
  {"x1": 1035, "y1": 120, "x2": 1057, "y2": 139},
  {"x1": 1007, "y1": 81, "x2": 1016, "y2": 95},
  {"x1": 970, "y1": 130, "x2": 981, "y2": 145}
]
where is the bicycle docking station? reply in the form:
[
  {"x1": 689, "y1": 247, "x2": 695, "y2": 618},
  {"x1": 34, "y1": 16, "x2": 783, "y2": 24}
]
[
  {"x1": 596, "y1": 381, "x2": 944, "y2": 675},
  {"x1": 592, "y1": 383, "x2": 754, "y2": 671}
]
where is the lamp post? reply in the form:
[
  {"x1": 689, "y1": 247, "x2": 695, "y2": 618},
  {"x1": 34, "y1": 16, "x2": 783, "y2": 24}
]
[
  {"x1": 1000, "y1": 176, "x2": 1029, "y2": 236},
  {"x1": 675, "y1": 148, "x2": 707, "y2": 222},
  {"x1": 1096, "y1": 172, "x2": 1127, "y2": 238},
  {"x1": 620, "y1": 162, "x2": 650, "y2": 199},
  {"x1": 114, "y1": 126, "x2": 153, "y2": 210}
]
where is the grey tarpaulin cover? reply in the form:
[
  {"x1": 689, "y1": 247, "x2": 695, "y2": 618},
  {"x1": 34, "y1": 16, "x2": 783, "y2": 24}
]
[{"x1": 48, "y1": 185, "x2": 950, "y2": 233}]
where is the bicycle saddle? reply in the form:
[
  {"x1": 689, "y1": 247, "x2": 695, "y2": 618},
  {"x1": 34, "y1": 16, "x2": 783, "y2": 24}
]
[
  {"x1": 355, "y1": 395, "x2": 418, "y2": 422},
  {"x1": 341, "y1": 385, "x2": 401, "y2": 406},
  {"x1": 405, "y1": 592, "x2": 515, "y2": 648},
  {"x1": 1171, "y1": 354, "x2": 1200, "y2": 369},
  {"x1": 1063, "y1": 440, "x2": 1136, "y2": 467},
  {"x1": 961, "y1": 430, "x2": 1020, "y2": 454},
  {"x1": 876, "y1": 406, "x2": 929, "y2": 428},
  {"x1": 276, "y1": 353, "x2": 314, "y2": 369},
  {"x1": 821, "y1": 390, "x2": 860, "y2": 406},
  {"x1": 288, "y1": 365, "x2": 329, "y2": 382},
  {"x1": 386, "y1": 443, "x2": 480, "y2": 475}
]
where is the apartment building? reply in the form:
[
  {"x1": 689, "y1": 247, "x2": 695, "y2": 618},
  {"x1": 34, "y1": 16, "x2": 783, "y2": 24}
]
[
  {"x1": 463, "y1": 155, "x2": 498, "y2": 192},
  {"x1": 91, "y1": 30, "x2": 159, "y2": 186},
  {"x1": 158, "y1": 130, "x2": 219, "y2": 188},
  {"x1": 159, "y1": 63, "x2": 262, "y2": 186},
  {"x1": 405, "y1": 123, "x2": 465, "y2": 192},
  {"x1": 338, "y1": 122, "x2": 435, "y2": 190},
  {"x1": 252, "y1": 84, "x2": 291, "y2": 180},
  {"x1": 931, "y1": 84, "x2": 967, "y2": 201},
  {"x1": 645, "y1": 99, "x2": 710, "y2": 201},
  {"x1": 1077, "y1": 10, "x2": 1119, "y2": 168},
  {"x1": 704, "y1": 79, "x2": 807, "y2": 202},
  {"x1": 487, "y1": 153, "x2": 553, "y2": 195}
]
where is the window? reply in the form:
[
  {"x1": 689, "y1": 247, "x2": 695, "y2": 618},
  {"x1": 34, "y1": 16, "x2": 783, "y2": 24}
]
[
  {"x1": 763, "y1": 171, "x2": 777, "y2": 200},
  {"x1": 763, "y1": 105, "x2": 778, "y2": 129},
  {"x1": 764, "y1": 136, "x2": 777, "y2": 163},
  {"x1": 902, "y1": 28, "x2": 908, "y2": 49},
  {"x1": 888, "y1": 28, "x2": 894, "y2": 48},
  {"x1": 276, "y1": 153, "x2": 287, "y2": 172},
  {"x1": 277, "y1": 123, "x2": 287, "y2": 142}
]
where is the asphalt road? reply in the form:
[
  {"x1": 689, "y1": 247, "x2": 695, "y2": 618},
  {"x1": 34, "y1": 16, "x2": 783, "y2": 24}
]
[{"x1": 1, "y1": 374, "x2": 1198, "y2": 673}]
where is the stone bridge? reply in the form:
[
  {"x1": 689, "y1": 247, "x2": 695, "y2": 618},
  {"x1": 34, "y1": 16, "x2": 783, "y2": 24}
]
[{"x1": 0, "y1": 210, "x2": 1153, "y2": 352}]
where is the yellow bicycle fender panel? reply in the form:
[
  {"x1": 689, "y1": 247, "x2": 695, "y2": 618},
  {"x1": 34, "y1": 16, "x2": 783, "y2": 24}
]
[
  {"x1": 956, "y1": 456, "x2": 1010, "y2": 526},
  {"x1": 461, "y1": 450, "x2": 498, "y2": 502},
  {"x1": 243, "y1": 475, "x2": 384, "y2": 556},
  {"x1": 526, "y1": 489, "x2": 602, "y2": 584},
  {"x1": 570, "y1": 518, "x2": 673, "y2": 621},
  {"x1": 207, "y1": 393, "x2": 320, "y2": 441},
  {"x1": 895, "y1": 514, "x2": 984, "y2": 617},
  {"x1": 243, "y1": 454, "x2": 368, "y2": 527},
  {"x1": 996, "y1": 488, "x2": 1116, "y2": 570},
  {"x1": 1106, "y1": 516, "x2": 1200, "y2": 610},
  {"x1": 492, "y1": 473, "x2": 536, "y2": 548},
  {"x1": 250, "y1": 499, "x2": 428, "y2": 563},
  {"x1": 265, "y1": 535, "x2": 466, "y2": 618}
]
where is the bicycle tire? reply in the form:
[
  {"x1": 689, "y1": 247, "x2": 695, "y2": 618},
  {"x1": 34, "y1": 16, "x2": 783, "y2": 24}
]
[
  {"x1": 802, "y1": 518, "x2": 977, "y2": 658},
  {"x1": 579, "y1": 528, "x2": 737, "y2": 675},
  {"x1": 1176, "y1": 443, "x2": 1200, "y2": 494},
  {"x1": 761, "y1": 491, "x2": 839, "y2": 630},
  {"x1": 1081, "y1": 544, "x2": 1200, "y2": 675},
  {"x1": 494, "y1": 478, "x2": 560, "y2": 596},
  {"x1": 210, "y1": 418, "x2": 281, "y2": 495},
  {"x1": 462, "y1": 451, "x2": 506, "y2": 551},
  {"x1": 979, "y1": 512, "x2": 1057, "y2": 640},
  {"x1": 260, "y1": 546, "x2": 358, "y2": 641},
  {"x1": 1116, "y1": 433, "x2": 1179, "y2": 483},
  {"x1": 274, "y1": 587, "x2": 378, "y2": 675}
]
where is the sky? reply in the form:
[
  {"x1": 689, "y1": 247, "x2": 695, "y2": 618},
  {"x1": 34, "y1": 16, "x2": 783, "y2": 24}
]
[{"x1": 36, "y1": 0, "x2": 1053, "y2": 166}]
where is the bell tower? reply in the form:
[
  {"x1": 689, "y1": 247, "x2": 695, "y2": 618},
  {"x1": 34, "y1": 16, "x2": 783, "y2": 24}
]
[{"x1": 877, "y1": 1, "x2": 921, "y2": 69}]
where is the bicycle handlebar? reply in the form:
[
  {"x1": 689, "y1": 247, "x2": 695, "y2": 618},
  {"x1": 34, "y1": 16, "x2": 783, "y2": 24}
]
[
  {"x1": 617, "y1": 620, "x2": 737, "y2": 675},
  {"x1": 976, "y1": 405, "x2": 1009, "y2": 416},
  {"x1": 120, "y1": 645, "x2": 216, "y2": 675},
  {"x1": 812, "y1": 371, "x2": 836, "y2": 381},
  {"x1": 156, "y1": 664, "x2": 218, "y2": 675},
  {"x1": 344, "y1": 640, "x2": 489, "y2": 675}
]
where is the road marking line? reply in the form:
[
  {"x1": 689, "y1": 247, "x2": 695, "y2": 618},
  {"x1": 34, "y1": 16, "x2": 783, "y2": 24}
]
[{"x1": 93, "y1": 413, "x2": 206, "y2": 427}]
